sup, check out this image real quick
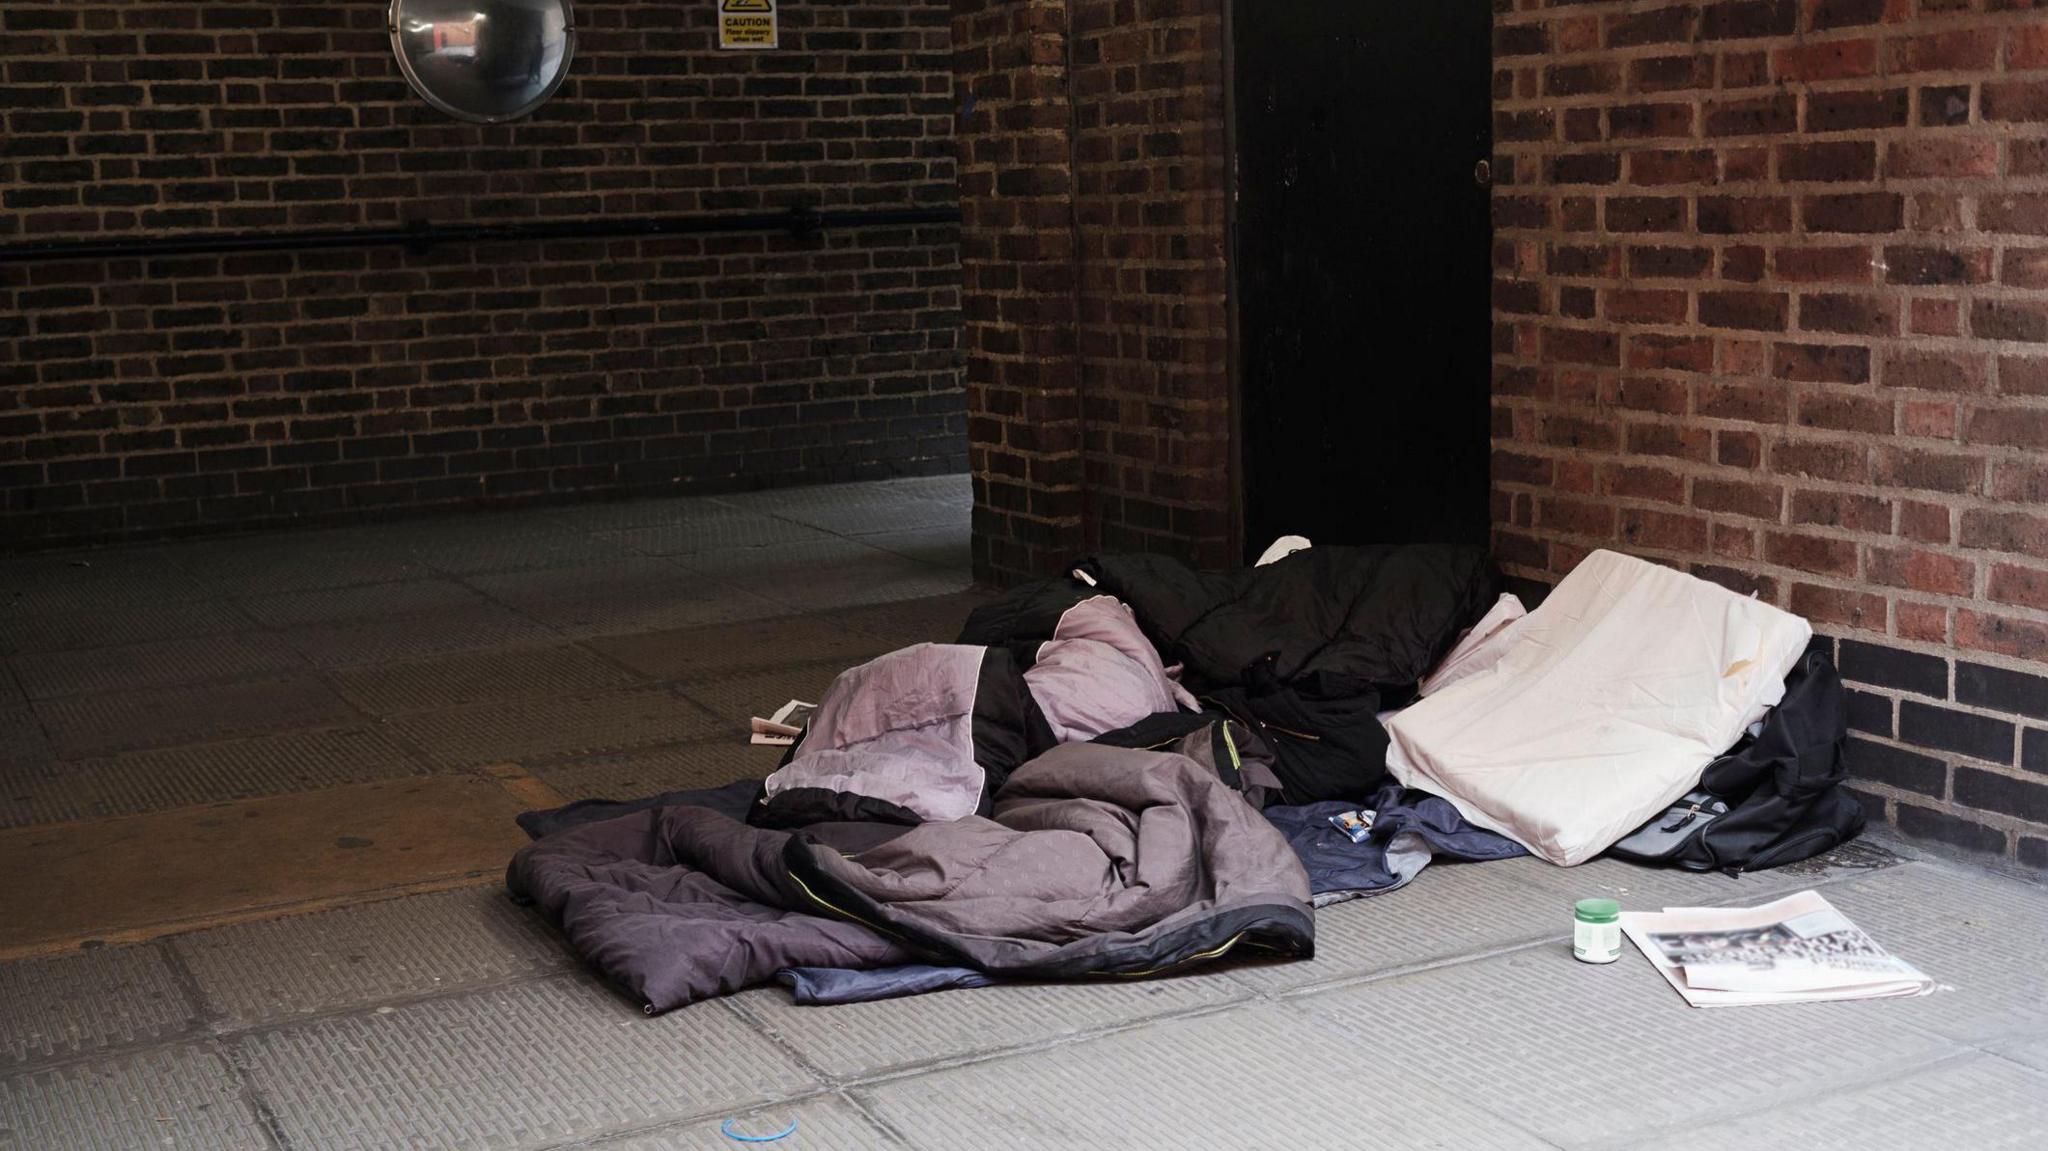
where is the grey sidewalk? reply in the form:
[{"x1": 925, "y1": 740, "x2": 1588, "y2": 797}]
[{"x1": 3, "y1": 477, "x2": 2047, "y2": 1150}]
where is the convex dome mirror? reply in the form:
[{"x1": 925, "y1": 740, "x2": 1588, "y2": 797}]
[{"x1": 389, "y1": 0, "x2": 574, "y2": 123}]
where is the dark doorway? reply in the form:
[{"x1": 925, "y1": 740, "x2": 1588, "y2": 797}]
[{"x1": 1231, "y1": 1, "x2": 1494, "y2": 556}]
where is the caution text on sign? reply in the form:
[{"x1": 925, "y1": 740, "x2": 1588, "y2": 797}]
[{"x1": 719, "y1": 0, "x2": 778, "y2": 50}]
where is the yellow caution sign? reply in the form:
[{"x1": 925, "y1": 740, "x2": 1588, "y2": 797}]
[{"x1": 719, "y1": 0, "x2": 778, "y2": 49}]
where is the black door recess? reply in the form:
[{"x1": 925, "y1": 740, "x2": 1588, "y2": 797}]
[{"x1": 1233, "y1": 1, "x2": 1494, "y2": 555}]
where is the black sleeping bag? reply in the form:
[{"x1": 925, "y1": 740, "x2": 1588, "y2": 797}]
[{"x1": 963, "y1": 545, "x2": 1496, "y2": 804}]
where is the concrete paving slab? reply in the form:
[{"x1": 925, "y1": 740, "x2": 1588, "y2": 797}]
[
  {"x1": 390, "y1": 515, "x2": 642, "y2": 575},
  {"x1": 716, "y1": 480, "x2": 964, "y2": 525},
  {"x1": 0, "y1": 727, "x2": 429, "y2": 830},
  {"x1": 0, "y1": 548, "x2": 216, "y2": 612},
  {"x1": 10, "y1": 632, "x2": 305, "y2": 701},
  {"x1": 592, "y1": 508, "x2": 839, "y2": 556},
  {"x1": 277, "y1": 601, "x2": 564, "y2": 669},
  {"x1": 174, "y1": 887, "x2": 574, "y2": 1029},
  {"x1": 1485, "y1": 840, "x2": 1904, "y2": 912},
  {"x1": 735, "y1": 971, "x2": 1249, "y2": 1080},
  {"x1": 857, "y1": 1000, "x2": 1551, "y2": 1151},
  {"x1": 738, "y1": 556, "x2": 974, "y2": 614},
  {"x1": 332, "y1": 643, "x2": 640, "y2": 716},
  {"x1": 596, "y1": 1094, "x2": 900, "y2": 1150},
  {"x1": 468, "y1": 558, "x2": 789, "y2": 636},
  {"x1": 162, "y1": 529, "x2": 430, "y2": 594},
  {"x1": 240, "y1": 977, "x2": 817, "y2": 1151},
  {"x1": 674, "y1": 664, "x2": 852, "y2": 728},
  {"x1": 527, "y1": 741, "x2": 779, "y2": 802},
  {"x1": 0, "y1": 775, "x2": 531, "y2": 958},
  {"x1": 1283, "y1": 942, "x2": 1964, "y2": 1147},
  {"x1": 861, "y1": 526, "x2": 971, "y2": 570},
  {"x1": 0, "y1": 945, "x2": 196, "y2": 1070},
  {"x1": 811, "y1": 592, "x2": 991, "y2": 647},
  {"x1": 1226, "y1": 859, "x2": 1564, "y2": 994},
  {"x1": 764, "y1": 498, "x2": 968, "y2": 537},
  {"x1": 0, "y1": 706, "x2": 52, "y2": 770},
  {"x1": 1627, "y1": 1054, "x2": 2048, "y2": 1151},
  {"x1": 388, "y1": 687, "x2": 727, "y2": 767},
  {"x1": 887, "y1": 474, "x2": 972, "y2": 505},
  {"x1": 585, "y1": 614, "x2": 890, "y2": 683},
  {"x1": 33, "y1": 674, "x2": 358, "y2": 758},
  {"x1": 236, "y1": 578, "x2": 489, "y2": 627},
  {"x1": 547, "y1": 494, "x2": 824, "y2": 535},
  {"x1": 1992, "y1": 1032, "x2": 2048, "y2": 1073},
  {"x1": 0, "y1": 1043, "x2": 269, "y2": 1151},
  {"x1": 674, "y1": 536, "x2": 902, "y2": 580},
  {"x1": 1818, "y1": 861, "x2": 2048, "y2": 1044},
  {"x1": 0, "y1": 598, "x2": 253, "y2": 657}
]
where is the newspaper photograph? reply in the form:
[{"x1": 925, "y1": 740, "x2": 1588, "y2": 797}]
[{"x1": 1621, "y1": 890, "x2": 1934, "y2": 1008}]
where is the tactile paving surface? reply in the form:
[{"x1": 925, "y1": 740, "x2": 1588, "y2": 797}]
[
  {"x1": 388, "y1": 687, "x2": 727, "y2": 767},
  {"x1": 528, "y1": 740, "x2": 779, "y2": 801},
  {"x1": 32, "y1": 675, "x2": 358, "y2": 758},
  {"x1": 235, "y1": 578, "x2": 489, "y2": 628},
  {"x1": 674, "y1": 664, "x2": 852, "y2": 727},
  {"x1": 1282, "y1": 941, "x2": 1963, "y2": 1146},
  {"x1": 585, "y1": 615, "x2": 889, "y2": 683},
  {"x1": 596, "y1": 1095, "x2": 901, "y2": 1150},
  {"x1": 10, "y1": 632, "x2": 306, "y2": 701},
  {"x1": 0, "y1": 1043, "x2": 269, "y2": 1151},
  {"x1": 163, "y1": 530, "x2": 429, "y2": 594},
  {"x1": 0, "y1": 598, "x2": 252, "y2": 657},
  {"x1": 860, "y1": 526, "x2": 972, "y2": 570},
  {"x1": 761, "y1": 499, "x2": 968, "y2": 538},
  {"x1": 1485, "y1": 842, "x2": 1902, "y2": 911},
  {"x1": 1227, "y1": 860, "x2": 1564, "y2": 994},
  {"x1": 281, "y1": 603, "x2": 563, "y2": 670},
  {"x1": 1995, "y1": 1032, "x2": 2048, "y2": 1073},
  {"x1": 0, "y1": 726, "x2": 429, "y2": 829},
  {"x1": 333, "y1": 643, "x2": 639, "y2": 716},
  {"x1": 673, "y1": 537, "x2": 899, "y2": 581},
  {"x1": 241, "y1": 977, "x2": 816, "y2": 1151},
  {"x1": 391, "y1": 515, "x2": 640, "y2": 575},
  {"x1": 736, "y1": 972, "x2": 1248, "y2": 1080},
  {"x1": 174, "y1": 888, "x2": 574, "y2": 1028},
  {"x1": 0, "y1": 549, "x2": 215, "y2": 613},
  {"x1": 737, "y1": 557, "x2": 974, "y2": 614},
  {"x1": 467, "y1": 559, "x2": 788, "y2": 637},
  {"x1": 0, "y1": 706, "x2": 52, "y2": 770},
  {"x1": 859, "y1": 1001, "x2": 1551, "y2": 1151},
  {"x1": 0, "y1": 945, "x2": 195, "y2": 1069},
  {"x1": 1818, "y1": 862, "x2": 2048, "y2": 1044},
  {"x1": 817, "y1": 592, "x2": 994, "y2": 645},
  {"x1": 590, "y1": 508, "x2": 837, "y2": 556},
  {"x1": 1634, "y1": 1055, "x2": 2048, "y2": 1151}
]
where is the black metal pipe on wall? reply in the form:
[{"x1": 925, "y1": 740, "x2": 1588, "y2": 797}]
[{"x1": 0, "y1": 205, "x2": 963, "y2": 266}]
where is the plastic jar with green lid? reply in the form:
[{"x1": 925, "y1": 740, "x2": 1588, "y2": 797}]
[{"x1": 1573, "y1": 898, "x2": 1622, "y2": 964}]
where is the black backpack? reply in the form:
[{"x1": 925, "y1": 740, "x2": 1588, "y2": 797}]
[{"x1": 1608, "y1": 649, "x2": 1865, "y2": 873}]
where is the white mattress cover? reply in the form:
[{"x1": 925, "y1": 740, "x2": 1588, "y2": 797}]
[{"x1": 1384, "y1": 549, "x2": 1812, "y2": 866}]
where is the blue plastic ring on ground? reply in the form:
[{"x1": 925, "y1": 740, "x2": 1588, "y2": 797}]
[{"x1": 720, "y1": 1116, "x2": 800, "y2": 1143}]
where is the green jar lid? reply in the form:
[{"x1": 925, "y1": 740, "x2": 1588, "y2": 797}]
[{"x1": 1574, "y1": 898, "x2": 1621, "y2": 923}]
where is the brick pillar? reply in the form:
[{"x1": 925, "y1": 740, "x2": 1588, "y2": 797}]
[
  {"x1": 1069, "y1": 0, "x2": 1234, "y2": 568},
  {"x1": 955, "y1": 0, "x2": 1087, "y2": 584},
  {"x1": 954, "y1": 0, "x2": 1234, "y2": 585}
]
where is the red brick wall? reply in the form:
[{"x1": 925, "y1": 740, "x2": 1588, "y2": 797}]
[
  {"x1": 0, "y1": 0, "x2": 963, "y2": 545},
  {"x1": 954, "y1": 0, "x2": 1232, "y2": 584},
  {"x1": 954, "y1": 0, "x2": 1087, "y2": 580},
  {"x1": 1491, "y1": 0, "x2": 2048, "y2": 864},
  {"x1": 1070, "y1": 0, "x2": 1233, "y2": 565}
]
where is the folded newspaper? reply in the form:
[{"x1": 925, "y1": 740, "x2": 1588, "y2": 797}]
[
  {"x1": 1621, "y1": 890, "x2": 1934, "y2": 1008},
  {"x1": 749, "y1": 699, "x2": 816, "y2": 746}
]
